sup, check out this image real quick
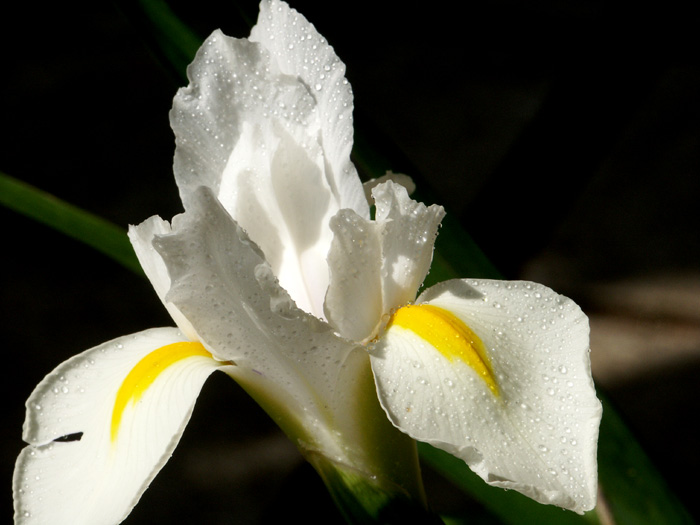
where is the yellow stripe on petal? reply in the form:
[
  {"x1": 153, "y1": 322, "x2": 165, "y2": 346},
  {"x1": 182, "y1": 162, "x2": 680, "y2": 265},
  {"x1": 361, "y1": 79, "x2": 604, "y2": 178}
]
[
  {"x1": 388, "y1": 304, "x2": 499, "y2": 396},
  {"x1": 111, "y1": 342, "x2": 213, "y2": 442}
]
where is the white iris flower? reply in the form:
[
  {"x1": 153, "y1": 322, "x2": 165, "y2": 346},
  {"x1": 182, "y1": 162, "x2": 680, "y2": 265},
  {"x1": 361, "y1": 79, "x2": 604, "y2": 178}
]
[{"x1": 13, "y1": 1, "x2": 602, "y2": 523}]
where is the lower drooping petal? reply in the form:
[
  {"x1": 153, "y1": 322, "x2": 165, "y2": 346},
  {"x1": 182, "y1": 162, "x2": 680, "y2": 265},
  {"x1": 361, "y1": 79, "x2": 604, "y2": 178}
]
[
  {"x1": 369, "y1": 279, "x2": 602, "y2": 513},
  {"x1": 13, "y1": 327, "x2": 231, "y2": 524}
]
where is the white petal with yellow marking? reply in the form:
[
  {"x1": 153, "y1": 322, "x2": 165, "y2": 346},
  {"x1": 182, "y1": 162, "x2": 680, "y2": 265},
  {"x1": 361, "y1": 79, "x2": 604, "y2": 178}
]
[
  {"x1": 369, "y1": 279, "x2": 601, "y2": 513},
  {"x1": 13, "y1": 327, "x2": 229, "y2": 525}
]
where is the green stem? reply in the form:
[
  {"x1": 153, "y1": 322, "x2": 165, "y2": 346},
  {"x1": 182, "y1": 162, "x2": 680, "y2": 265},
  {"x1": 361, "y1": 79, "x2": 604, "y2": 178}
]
[{"x1": 307, "y1": 452, "x2": 445, "y2": 525}]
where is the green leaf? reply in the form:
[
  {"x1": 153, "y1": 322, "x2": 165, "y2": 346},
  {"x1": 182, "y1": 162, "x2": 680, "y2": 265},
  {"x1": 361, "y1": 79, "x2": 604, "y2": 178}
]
[
  {"x1": 596, "y1": 394, "x2": 693, "y2": 525},
  {"x1": 114, "y1": 0, "x2": 202, "y2": 83},
  {"x1": 0, "y1": 171, "x2": 141, "y2": 275}
]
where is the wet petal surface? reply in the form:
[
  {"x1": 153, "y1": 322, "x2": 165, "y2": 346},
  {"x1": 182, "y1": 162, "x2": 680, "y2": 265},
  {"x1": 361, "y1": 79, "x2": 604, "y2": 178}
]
[
  {"x1": 325, "y1": 181, "x2": 444, "y2": 341},
  {"x1": 153, "y1": 187, "x2": 371, "y2": 460},
  {"x1": 170, "y1": 0, "x2": 367, "y2": 317},
  {"x1": 370, "y1": 279, "x2": 602, "y2": 512},
  {"x1": 14, "y1": 328, "x2": 228, "y2": 524}
]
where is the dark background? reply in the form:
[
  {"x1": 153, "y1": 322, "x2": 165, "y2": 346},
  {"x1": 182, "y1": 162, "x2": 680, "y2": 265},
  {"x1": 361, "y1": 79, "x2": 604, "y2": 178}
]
[{"x1": 1, "y1": 1, "x2": 698, "y2": 522}]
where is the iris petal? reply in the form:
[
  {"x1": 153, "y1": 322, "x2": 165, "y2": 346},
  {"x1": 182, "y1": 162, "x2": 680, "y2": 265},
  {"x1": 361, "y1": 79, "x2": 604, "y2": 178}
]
[
  {"x1": 14, "y1": 328, "x2": 228, "y2": 524},
  {"x1": 325, "y1": 181, "x2": 445, "y2": 341},
  {"x1": 370, "y1": 279, "x2": 601, "y2": 513},
  {"x1": 153, "y1": 187, "x2": 378, "y2": 462},
  {"x1": 170, "y1": 0, "x2": 367, "y2": 318}
]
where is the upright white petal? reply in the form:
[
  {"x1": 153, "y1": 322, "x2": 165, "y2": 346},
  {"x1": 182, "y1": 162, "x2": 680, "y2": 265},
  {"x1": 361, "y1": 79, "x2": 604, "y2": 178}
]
[
  {"x1": 128, "y1": 217, "x2": 197, "y2": 340},
  {"x1": 325, "y1": 208, "x2": 385, "y2": 341},
  {"x1": 13, "y1": 328, "x2": 230, "y2": 524},
  {"x1": 372, "y1": 182, "x2": 445, "y2": 311},
  {"x1": 170, "y1": 1, "x2": 367, "y2": 317},
  {"x1": 362, "y1": 172, "x2": 416, "y2": 203},
  {"x1": 370, "y1": 279, "x2": 601, "y2": 513},
  {"x1": 250, "y1": 0, "x2": 367, "y2": 216},
  {"x1": 153, "y1": 186, "x2": 371, "y2": 462},
  {"x1": 325, "y1": 181, "x2": 445, "y2": 341}
]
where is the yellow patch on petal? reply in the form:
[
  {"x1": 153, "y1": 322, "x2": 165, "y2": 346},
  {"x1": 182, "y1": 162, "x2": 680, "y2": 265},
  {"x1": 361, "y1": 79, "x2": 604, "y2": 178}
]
[
  {"x1": 111, "y1": 342, "x2": 213, "y2": 442},
  {"x1": 388, "y1": 304, "x2": 499, "y2": 396}
]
